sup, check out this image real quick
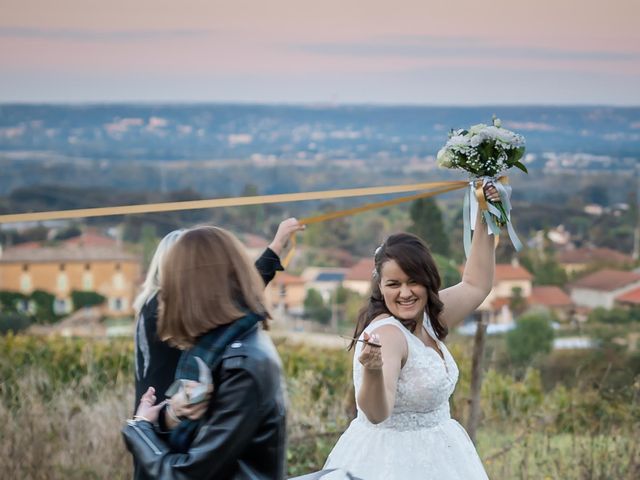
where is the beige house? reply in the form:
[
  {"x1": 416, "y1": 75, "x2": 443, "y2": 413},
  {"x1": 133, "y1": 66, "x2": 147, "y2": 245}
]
[
  {"x1": 477, "y1": 261, "x2": 534, "y2": 324},
  {"x1": 264, "y1": 272, "x2": 306, "y2": 326},
  {"x1": 0, "y1": 239, "x2": 140, "y2": 317},
  {"x1": 343, "y1": 258, "x2": 374, "y2": 296}
]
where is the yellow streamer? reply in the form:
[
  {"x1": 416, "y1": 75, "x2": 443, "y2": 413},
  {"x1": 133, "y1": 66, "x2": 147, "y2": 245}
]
[
  {"x1": 474, "y1": 180, "x2": 489, "y2": 212},
  {"x1": 281, "y1": 182, "x2": 467, "y2": 267},
  {"x1": 0, "y1": 180, "x2": 467, "y2": 225}
]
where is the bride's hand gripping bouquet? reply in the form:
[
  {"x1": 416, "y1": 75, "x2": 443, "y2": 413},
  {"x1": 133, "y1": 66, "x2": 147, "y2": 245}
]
[{"x1": 436, "y1": 117, "x2": 527, "y2": 256}]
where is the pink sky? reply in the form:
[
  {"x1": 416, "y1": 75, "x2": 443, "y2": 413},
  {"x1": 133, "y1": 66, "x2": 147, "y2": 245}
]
[{"x1": 1, "y1": 0, "x2": 639, "y2": 104}]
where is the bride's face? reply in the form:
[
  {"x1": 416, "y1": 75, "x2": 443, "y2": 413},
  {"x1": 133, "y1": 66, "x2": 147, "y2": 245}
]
[{"x1": 379, "y1": 259, "x2": 427, "y2": 322}]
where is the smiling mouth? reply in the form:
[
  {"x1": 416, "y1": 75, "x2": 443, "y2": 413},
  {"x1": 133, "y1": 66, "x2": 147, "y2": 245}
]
[{"x1": 397, "y1": 299, "x2": 418, "y2": 307}]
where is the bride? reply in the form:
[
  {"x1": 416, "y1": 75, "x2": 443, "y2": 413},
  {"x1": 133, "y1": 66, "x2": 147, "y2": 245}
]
[{"x1": 323, "y1": 185, "x2": 499, "y2": 480}]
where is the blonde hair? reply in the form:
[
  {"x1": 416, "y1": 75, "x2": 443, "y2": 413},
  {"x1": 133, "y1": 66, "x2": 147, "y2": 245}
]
[
  {"x1": 158, "y1": 226, "x2": 268, "y2": 349},
  {"x1": 133, "y1": 229, "x2": 186, "y2": 314}
]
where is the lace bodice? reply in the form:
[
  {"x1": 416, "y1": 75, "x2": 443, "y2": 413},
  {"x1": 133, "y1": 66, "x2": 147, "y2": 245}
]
[{"x1": 353, "y1": 315, "x2": 459, "y2": 431}]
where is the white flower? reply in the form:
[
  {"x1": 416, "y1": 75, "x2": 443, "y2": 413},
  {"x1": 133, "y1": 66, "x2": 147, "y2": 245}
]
[
  {"x1": 469, "y1": 123, "x2": 488, "y2": 135},
  {"x1": 446, "y1": 134, "x2": 469, "y2": 148},
  {"x1": 437, "y1": 148, "x2": 454, "y2": 168},
  {"x1": 493, "y1": 118, "x2": 502, "y2": 128},
  {"x1": 470, "y1": 131, "x2": 488, "y2": 147}
]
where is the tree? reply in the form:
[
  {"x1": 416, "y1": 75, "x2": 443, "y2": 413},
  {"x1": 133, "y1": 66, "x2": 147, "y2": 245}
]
[
  {"x1": 519, "y1": 249, "x2": 568, "y2": 287},
  {"x1": 506, "y1": 312, "x2": 555, "y2": 365},
  {"x1": 509, "y1": 286, "x2": 528, "y2": 318},
  {"x1": 534, "y1": 257, "x2": 568, "y2": 286},
  {"x1": 29, "y1": 290, "x2": 57, "y2": 323},
  {"x1": 304, "y1": 288, "x2": 331, "y2": 324},
  {"x1": 53, "y1": 225, "x2": 82, "y2": 241},
  {"x1": 140, "y1": 224, "x2": 159, "y2": 269},
  {"x1": 433, "y1": 253, "x2": 460, "y2": 288},
  {"x1": 409, "y1": 197, "x2": 450, "y2": 257}
]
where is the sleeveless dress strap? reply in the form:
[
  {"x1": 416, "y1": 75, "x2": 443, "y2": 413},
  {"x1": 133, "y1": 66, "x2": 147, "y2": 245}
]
[{"x1": 364, "y1": 317, "x2": 412, "y2": 341}]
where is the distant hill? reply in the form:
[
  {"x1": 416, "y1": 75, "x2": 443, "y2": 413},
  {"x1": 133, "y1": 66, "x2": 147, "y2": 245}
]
[
  {"x1": 1, "y1": 104, "x2": 638, "y2": 161},
  {"x1": 0, "y1": 104, "x2": 638, "y2": 209}
]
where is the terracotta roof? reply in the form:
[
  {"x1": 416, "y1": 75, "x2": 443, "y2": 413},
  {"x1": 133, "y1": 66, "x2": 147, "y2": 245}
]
[
  {"x1": 615, "y1": 286, "x2": 640, "y2": 305},
  {"x1": 0, "y1": 246, "x2": 139, "y2": 263},
  {"x1": 494, "y1": 264, "x2": 533, "y2": 283},
  {"x1": 273, "y1": 272, "x2": 305, "y2": 286},
  {"x1": 345, "y1": 258, "x2": 375, "y2": 282},
  {"x1": 557, "y1": 247, "x2": 633, "y2": 265},
  {"x1": 570, "y1": 269, "x2": 640, "y2": 292},
  {"x1": 529, "y1": 286, "x2": 573, "y2": 307},
  {"x1": 64, "y1": 232, "x2": 117, "y2": 248},
  {"x1": 6, "y1": 241, "x2": 42, "y2": 250}
]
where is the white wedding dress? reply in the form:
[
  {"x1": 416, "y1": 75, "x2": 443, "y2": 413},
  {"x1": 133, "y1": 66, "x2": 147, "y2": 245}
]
[{"x1": 324, "y1": 316, "x2": 489, "y2": 480}]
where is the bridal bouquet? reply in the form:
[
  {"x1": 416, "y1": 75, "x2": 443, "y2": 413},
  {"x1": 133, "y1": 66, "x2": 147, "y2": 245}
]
[
  {"x1": 436, "y1": 117, "x2": 527, "y2": 256},
  {"x1": 436, "y1": 117, "x2": 527, "y2": 178}
]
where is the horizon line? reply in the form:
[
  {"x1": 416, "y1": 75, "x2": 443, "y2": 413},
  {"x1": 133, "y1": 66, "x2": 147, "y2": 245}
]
[{"x1": 1, "y1": 100, "x2": 639, "y2": 109}]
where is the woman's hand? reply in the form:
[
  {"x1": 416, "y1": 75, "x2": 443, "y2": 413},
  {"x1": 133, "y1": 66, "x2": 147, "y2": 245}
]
[
  {"x1": 358, "y1": 332, "x2": 383, "y2": 370},
  {"x1": 135, "y1": 387, "x2": 166, "y2": 423},
  {"x1": 268, "y1": 217, "x2": 306, "y2": 255},
  {"x1": 171, "y1": 380, "x2": 214, "y2": 420}
]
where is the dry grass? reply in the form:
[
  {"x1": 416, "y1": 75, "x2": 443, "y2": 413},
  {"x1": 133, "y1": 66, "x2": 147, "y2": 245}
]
[
  {"x1": 1, "y1": 335, "x2": 638, "y2": 479},
  {"x1": 0, "y1": 369, "x2": 133, "y2": 479}
]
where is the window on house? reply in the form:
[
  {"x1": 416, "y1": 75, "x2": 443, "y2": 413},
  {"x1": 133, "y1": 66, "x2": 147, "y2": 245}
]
[
  {"x1": 113, "y1": 273, "x2": 124, "y2": 289},
  {"x1": 110, "y1": 297, "x2": 123, "y2": 311},
  {"x1": 82, "y1": 272, "x2": 94, "y2": 290},
  {"x1": 20, "y1": 273, "x2": 32, "y2": 293},
  {"x1": 57, "y1": 273, "x2": 69, "y2": 292}
]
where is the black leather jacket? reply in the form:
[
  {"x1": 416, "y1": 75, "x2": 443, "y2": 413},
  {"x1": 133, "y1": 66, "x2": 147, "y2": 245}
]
[{"x1": 123, "y1": 327, "x2": 287, "y2": 480}]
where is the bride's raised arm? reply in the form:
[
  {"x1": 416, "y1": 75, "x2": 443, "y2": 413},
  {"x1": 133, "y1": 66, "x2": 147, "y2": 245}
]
[{"x1": 438, "y1": 188, "x2": 497, "y2": 329}]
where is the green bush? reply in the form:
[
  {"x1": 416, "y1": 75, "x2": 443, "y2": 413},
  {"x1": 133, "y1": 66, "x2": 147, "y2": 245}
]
[
  {"x1": 0, "y1": 290, "x2": 28, "y2": 312},
  {"x1": 30, "y1": 289, "x2": 58, "y2": 323},
  {"x1": 304, "y1": 289, "x2": 331, "y2": 324},
  {"x1": 506, "y1": 312, "x2": 555, "y2": 366},
  {"x1": 588, "y1": 306, "x2": 634, "y2": 324},
  {"x1": 0, "y1": 313, "x2": 33, "y2": 334},
  {"x1": 71, "y1": 290, "x2": 106, "y2": 310}
]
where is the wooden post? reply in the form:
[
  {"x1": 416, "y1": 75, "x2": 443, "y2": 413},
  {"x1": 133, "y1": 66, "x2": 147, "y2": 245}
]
[{"x1": 467, "y1": 312, "x2": 488, "y2": 444}]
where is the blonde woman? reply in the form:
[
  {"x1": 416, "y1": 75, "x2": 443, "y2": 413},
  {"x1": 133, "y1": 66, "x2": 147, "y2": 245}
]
[
  {"x1": 124, "y1": 226, "x2": 288, "y2": 479},
  {"x1": 131, "y1": 219, "x2": 302, "y2": 480}
]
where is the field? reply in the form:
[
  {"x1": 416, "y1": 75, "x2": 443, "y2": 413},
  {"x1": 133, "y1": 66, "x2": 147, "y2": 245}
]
[{"x1": 0, "y1": 333, "x2": 638, "y2": 479}]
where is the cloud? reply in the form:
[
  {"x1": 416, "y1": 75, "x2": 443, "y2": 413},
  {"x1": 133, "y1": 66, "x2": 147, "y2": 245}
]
[
  {"x1": 0, "y1": 27, "x2": 215, "y2": 42},
  {"x1": 295, "y1": 35, "x2": 640, "y2": 63}
]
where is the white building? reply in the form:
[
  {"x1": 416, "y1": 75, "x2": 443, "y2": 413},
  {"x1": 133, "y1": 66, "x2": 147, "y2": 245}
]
[{"x1": 569, "y1": 269, "x2": 640, "y2": 310}]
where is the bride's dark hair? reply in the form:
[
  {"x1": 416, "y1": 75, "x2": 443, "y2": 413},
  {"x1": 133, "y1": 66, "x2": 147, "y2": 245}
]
[{"x1": 350, "y1": 233, "x2": 447, "y2": 350}]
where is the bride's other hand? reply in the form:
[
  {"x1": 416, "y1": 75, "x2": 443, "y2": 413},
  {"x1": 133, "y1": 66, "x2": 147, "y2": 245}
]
[{"x1": 359, "y1": 332, "x2": 383, "y2": 370}]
